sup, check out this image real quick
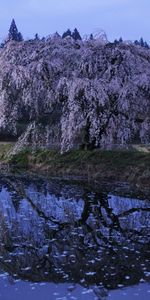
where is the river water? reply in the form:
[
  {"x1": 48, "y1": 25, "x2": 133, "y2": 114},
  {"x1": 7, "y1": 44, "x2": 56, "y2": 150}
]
[{"x1": 0, "y1": 174, "x2": 149, "y2": 300}]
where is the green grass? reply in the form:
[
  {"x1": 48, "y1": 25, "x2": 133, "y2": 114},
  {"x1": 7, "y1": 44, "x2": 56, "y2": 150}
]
[
  {"x1": 9, "y1": 148, "x2": 30, "y2": 168},
  {"x1": 0, "y1": 142, "x2": 14, "y2": 161},
  {"x1": 0, "y1": 145, "x2": 150, "y2": 186},
  {"x1": 8, "y1": 147, "x2": 150, "y2": 168}
]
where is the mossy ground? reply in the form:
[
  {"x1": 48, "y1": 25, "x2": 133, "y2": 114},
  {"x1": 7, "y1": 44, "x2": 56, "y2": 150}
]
[
  {"x1": 0, "y1": 142, "x2": 14, "y2": 161},
  {"x1": 4, "y1": 147, "x2": 150, "y2": 187}
]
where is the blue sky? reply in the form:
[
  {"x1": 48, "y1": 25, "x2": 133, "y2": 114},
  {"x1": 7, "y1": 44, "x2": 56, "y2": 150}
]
[{"x1": 0, "y1": 0, "x2": 149, "y2": 42}]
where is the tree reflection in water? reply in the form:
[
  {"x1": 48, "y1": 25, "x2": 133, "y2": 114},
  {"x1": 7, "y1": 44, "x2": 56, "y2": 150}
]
[{"x1": 0, "y1": 175, "x2": 149, "y2": 299}]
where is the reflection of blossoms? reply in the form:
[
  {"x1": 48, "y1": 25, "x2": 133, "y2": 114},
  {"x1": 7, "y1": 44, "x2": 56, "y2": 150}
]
[{"x1": 0, "y1": 175, "x2": 149, "y2": 287}]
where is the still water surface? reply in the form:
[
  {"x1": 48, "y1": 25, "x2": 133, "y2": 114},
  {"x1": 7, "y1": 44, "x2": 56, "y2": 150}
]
[{"x1": 0, "y1": 175, "x2": 149, "y2": 300}]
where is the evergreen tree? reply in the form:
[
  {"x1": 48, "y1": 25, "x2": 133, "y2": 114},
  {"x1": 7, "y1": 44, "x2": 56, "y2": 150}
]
[
  {"x1": 119, "y1": 37, "x2": 123, "y2": 43},
  {"x1": 62, "y1": 29, "x2": 72, "y2": 39},
  {"x1": 89, "y1": 34, "x2": 94, "y2": 40},
  {"x1": 114, "y1": 39, "x2": 119, "y2": 44},
  {"x1": 35, "y1": 33, "x2": 40, "y2": 40},
  {"x1": 18, "y1": 32, "x2": 23, "y2": 42},
  {"x1": 134, "y1": 38, "x2": 149, "y2": 49},
  {"x1": 72, "y1": 28, "x2": 82, "y2": 40},
  {"x1": 8, "y1": 19, "x2": 23, "y2": 42},
  {"x1": 134, "y1": 40, "x2": 140, "y2": 46},
  {"x1": 139, "y1": 37, "x2": 144, "y2": 47},
  {"x1": 144, "y1": 41, "x2": 149, "y2": 49}
]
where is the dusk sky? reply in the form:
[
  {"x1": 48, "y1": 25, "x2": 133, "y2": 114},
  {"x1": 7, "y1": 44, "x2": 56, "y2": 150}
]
[{"x1": 0, "y1": 0, "x2": 149, "y2": 42}]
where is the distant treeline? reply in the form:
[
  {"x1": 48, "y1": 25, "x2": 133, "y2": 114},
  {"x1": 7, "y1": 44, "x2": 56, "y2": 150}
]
[
  {"x1": 114, "y1": 37, "x2": 149, "y2": 49},
  {"x1": 0, "y1": 18, "x2": 149, "y2": 49}
]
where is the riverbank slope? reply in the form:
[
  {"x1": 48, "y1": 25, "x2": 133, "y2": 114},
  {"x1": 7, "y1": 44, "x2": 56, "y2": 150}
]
[{"x1": 1, "y1": 146, "x2": 149, "y2": 189}]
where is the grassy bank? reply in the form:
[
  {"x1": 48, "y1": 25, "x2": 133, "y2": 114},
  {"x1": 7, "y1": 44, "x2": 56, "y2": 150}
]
[
  {"x1": 2, "y1": 147, "x2": 149, "y2": 187},
  {"x1": 0, "y1": 142, "x2": 14, "y2": 160}
]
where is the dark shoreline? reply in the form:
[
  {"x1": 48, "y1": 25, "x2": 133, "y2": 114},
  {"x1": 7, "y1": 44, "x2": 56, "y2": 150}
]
[{"x1": 0, "y1": 148, "x2": 149, "y2": 192}]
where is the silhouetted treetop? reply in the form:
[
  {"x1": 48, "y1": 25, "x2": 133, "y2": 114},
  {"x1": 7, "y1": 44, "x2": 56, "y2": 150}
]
[
  {"x1": 72, "y1": 28, "x2": 82, "y2": 40},
  {"x1": 35, "y1": 33, "x2": 40, "y2": 40},
  {"x1": 62, "y1": 29, "x2": 72, "y2": 39},
  {"x1": 8, "y1": 19, "x2": 23, "y2": 42},
  {"x1": 134, "y1": 37, "x2": 149, "y2": 48},
  {"x1": 62, "y1": 28, "x2": 82, "y2": 40}
]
